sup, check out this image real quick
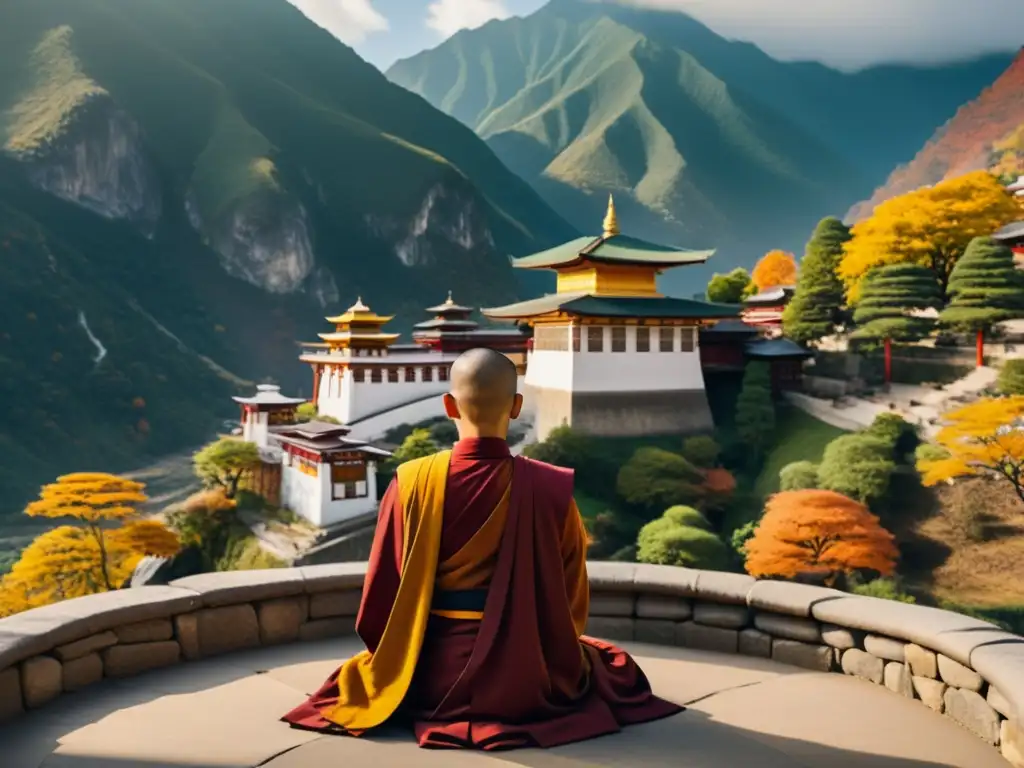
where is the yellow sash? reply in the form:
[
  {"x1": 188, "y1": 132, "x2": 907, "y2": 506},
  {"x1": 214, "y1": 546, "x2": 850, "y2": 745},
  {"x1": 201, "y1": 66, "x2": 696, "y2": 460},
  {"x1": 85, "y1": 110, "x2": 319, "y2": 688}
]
[{"x1": 323, "y1": 450, "x2": 451, "y2": 730}]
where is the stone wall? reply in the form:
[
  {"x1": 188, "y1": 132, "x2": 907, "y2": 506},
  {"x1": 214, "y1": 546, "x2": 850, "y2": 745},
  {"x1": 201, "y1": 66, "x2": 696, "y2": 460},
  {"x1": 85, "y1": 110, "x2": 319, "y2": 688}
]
[{"x1": 1, "y1": 562, "x2": 1023, "y2": 766}]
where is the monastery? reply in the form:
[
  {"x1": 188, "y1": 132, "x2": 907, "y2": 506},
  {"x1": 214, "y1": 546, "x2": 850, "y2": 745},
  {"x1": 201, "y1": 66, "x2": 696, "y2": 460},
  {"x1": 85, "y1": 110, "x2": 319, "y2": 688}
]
[{"x1": 232, "y1": 198, "x2": 810, "y2": 526}]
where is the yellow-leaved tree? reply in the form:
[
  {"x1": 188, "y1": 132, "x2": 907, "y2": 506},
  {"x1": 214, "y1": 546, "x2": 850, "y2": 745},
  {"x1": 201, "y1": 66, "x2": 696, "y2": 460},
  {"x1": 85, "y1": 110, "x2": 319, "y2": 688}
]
[
  {"x1": 917, "y1": 395, "x2": 1024, "y2": 504},
  {"x1": 0, "y1": 473, "x2": 181, "y2": 616},
  {"x1": 840, "y1": 171, "x2": 1020, "y2": 299}
]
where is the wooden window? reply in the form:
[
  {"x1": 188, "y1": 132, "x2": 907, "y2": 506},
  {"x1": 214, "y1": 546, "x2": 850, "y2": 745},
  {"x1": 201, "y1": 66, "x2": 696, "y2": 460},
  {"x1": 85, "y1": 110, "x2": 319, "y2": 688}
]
[
  {"x1": 571, "y1": 325, "x2": 581, "y2": 352},
  {"x1": 636, "y1": 327, "x2": 650, "y2": 352},
  {"x1": 611, "y1": 326, "x2": 626, "y2": 352},
  {"x1": 534, "y1": 325, "x2": 569, "y2": 351},
  {"x1": 405, "y1": 366, "x2": 417, "y2": 382},
  {"x1": 387, "y1": 368, "x2": 399, "y2": 383},
  {"x1": 370, "y1": 367, "x2": 382, "y2": 383},
  {"x1": 353, "y1": 367, "x2": 365, "y2": 383},
  {"x1": 331, "y1": 461, "x2": 367, "y2": 483},
  {"x1": 659, "y1": 327, "x2": 675, "y2": 352},
  {"x1": 680, "y1": 327, "x2": 695, "y2": 352},
  {"x1": 587, "y1": 326, "x2": 604, "y2": 352},
  {"x1": 439, "y1": 365, "x2": 449, "y2": 382},
  {"x1": 423, "y1": 367, "x2": 433, "y2": 382}
]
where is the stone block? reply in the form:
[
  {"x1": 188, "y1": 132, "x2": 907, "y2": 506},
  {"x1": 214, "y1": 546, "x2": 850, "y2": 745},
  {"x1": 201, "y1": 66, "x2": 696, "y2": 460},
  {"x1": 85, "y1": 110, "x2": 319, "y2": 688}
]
[
  {"x1": 171, "y1": 569, "x2": 305, "y2": 607},
  {"x1": 746, "y1": 580, "x2": 844, "y2": 617},
  {"x1": 53, "y1": 631, "x2": 118, "y2": 662},
  {"x1": 693, "y1": 571, "x2": 754, "y2": 605},
  {"x1": 771, "y1": 639, "x2": 832, "y2": 672},
  {"x1": 821, "y1": 624, "x2": 860, "y2": 650},
  {"x1": 174, "y1": 605, "x2": 259, "y2": 660},
  {"x1": 586, "y1": 562, "x2": 637, "y2": 593},
  {"x1": 20, "y1": 655, "x2": 62, "y2": 709},
  {"x1": 300, "y1": 562, "x2": 367, "y2": 593},
  {"x1": 62, "y1": 652, "x2": 103, "y2": 692},
  {"x1": 693, "y1": 602, "x2": 749, "y2": 629},
  {"x1": 863, "y1": 634, "x2": 905, "y2": 662},
  {"x1": 634, "y1": 619, "x2": 676, "y2": 646},
  {"x1": 912, "y1": 676, "x2": 946, "y2": 712},
  {"x1": 308, "y1": 590, "x2": 362, "y2": 619},
  {"x1": 1004, "y1": 720, "x2": 1024, "y2": 768},
  {"x1": 636, "y1": 594, "x2": 692, "y2": 621},
  {"x1": 884, "y1": 662, "x2": 913, "y2": 698},
  {"x1": 299, "y1": 617, "x2": 356, "y2": 642},
  {"x1": 258, "y1": 596, "x2": 308, "y2": 645},
  {"x1": 102, "y1": 641, "x2": 181, "y2": 678},
  {"x1": 971, "y1": 641, "x2": 1024, "y2": 725},
  {"x1": 938, "y1": 654, "x2": 983, "y2": 692},
  {"x1": 0, "y1": 667, "x2": 23, "y2": 722},
  {"x1": 585, "y1": 617, "x2": 634, "y2": 642},
  {"x1": 738, "y1": 628, "x2": 772, "y2": 658},
  {"x1": 841, "y1": 649, "x2": 884, "y2": 684},
  {"x1": 989, "y1": 686, "x2": 1013, "y2": 718},
  {"x1": 904, "y1": 643, "x2": 938, "y2": 679},
  {"x1": 632, "y1": 563, "x2": 698, "y2": 597},
  {"x1": 114, "y1": 618, "x2": 173, "y2": 644},
  {"x1": 590, "y1": 592, "x2": 636, "y2": 617},
  {"x1": 676, "y1": 622, "x2": 738, "y2": 654},
  {"x1": 753, "y1": 612, "x2": 821, "y2": 643},
  {"x1": 943, "y1": 687, "x2": 1000, "y2": 745}
]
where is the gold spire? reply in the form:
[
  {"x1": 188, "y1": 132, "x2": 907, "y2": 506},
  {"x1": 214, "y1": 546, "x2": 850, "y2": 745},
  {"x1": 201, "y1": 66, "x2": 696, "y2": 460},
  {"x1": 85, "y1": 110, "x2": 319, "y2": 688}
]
[
  {"x1": 445, "y1": 290, "x2": 454, "y2": 305},
  {"x1": 603, "y1": 194, "x2": 620, "y2": 238}
]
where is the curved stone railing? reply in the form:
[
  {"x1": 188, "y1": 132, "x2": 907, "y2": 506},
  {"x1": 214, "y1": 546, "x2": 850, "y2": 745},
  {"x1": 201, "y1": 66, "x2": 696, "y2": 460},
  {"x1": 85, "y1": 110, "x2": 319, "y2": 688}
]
[{"x1": 0, "y1": 562, "x2": 1022, "y2": 766}]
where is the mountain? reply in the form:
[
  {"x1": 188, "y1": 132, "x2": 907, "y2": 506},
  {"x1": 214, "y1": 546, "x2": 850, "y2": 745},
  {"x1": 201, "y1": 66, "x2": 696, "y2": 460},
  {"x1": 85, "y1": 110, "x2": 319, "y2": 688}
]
[
  {"x1": 848, "y1": 49, "x2": 1024, "y2": 222},
  {"x1": 387, "y1": 0, "x2": 1013, "y2": 291},
  {"x1": 0, "y1": 0, "x2": 576, "y2": 520}
]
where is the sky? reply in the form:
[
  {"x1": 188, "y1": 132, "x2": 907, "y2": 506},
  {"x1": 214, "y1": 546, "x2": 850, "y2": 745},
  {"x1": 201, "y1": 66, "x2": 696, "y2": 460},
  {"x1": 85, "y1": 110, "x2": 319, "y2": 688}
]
[{"x1": 287, "y1": 0, "x2": 1024, "y2": 72}]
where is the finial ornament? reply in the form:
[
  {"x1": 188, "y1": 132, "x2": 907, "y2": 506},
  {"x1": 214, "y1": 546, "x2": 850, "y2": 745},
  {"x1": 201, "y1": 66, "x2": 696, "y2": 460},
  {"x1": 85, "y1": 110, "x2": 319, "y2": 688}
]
[
  {"x1": 445, "y1": 290, "x2": 454, "y2": 305},
  {"x1": 349, "y1": 296, "x2": 370, "y2": 313},
  {"x1": 603, "y1": 194, "x2": 620, "y2": 238}
]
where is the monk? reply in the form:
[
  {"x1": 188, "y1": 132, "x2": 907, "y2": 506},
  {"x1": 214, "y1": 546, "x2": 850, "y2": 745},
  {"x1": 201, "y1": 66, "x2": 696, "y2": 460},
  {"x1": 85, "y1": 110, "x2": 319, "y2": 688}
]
[{"x1": 282, "y1": 348, "x2": 681, "y2": 749}]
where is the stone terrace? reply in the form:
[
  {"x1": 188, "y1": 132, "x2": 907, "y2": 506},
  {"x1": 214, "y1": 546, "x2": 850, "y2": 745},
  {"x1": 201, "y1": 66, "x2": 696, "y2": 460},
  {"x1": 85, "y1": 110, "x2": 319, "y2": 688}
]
[{"x1": 1, "y1": 562, "x2": 1023, "y2": 767}]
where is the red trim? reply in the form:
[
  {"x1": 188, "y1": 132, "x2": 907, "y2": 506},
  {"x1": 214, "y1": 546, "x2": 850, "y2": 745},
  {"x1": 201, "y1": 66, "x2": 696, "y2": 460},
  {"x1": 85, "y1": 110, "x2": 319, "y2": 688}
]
[{"x1": 284, "y1": 444, "x2": 323, "y2": 463}]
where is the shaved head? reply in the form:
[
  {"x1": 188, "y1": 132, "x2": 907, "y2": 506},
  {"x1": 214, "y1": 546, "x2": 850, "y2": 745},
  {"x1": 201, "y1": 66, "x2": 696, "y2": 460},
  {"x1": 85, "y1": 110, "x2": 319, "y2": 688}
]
[{"x1": 443, "y1": 348, "x2": 522, "y2": 437}]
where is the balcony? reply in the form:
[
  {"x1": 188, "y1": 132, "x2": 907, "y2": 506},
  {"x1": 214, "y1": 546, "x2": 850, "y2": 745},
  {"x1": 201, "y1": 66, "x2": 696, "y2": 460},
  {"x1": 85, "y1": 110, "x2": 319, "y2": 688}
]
[{"x1": 1, "y1": 563, "x2": 1022, "y2": 767}]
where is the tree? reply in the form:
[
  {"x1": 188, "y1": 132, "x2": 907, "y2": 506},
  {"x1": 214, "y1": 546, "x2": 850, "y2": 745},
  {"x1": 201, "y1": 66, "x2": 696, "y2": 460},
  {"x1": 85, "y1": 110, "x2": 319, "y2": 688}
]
[
  {"x1": 636, "y1": 506, "x2": 730, "y2": 569},
  {"x1": 744, "y1": 490, "x2": 898, "y2": 583},
  {"x1": 782, "y1": 217, "x2": 851, "y2": 345},
  {"x1": 706, "y1": 268, "x2": 754, "y2": 303},
  {"x1": 735, "y1": 362, "x2": 776, "y2": 465},
  {"x1": 840, "y1": 170, "x2": 1020, "y2": 298},
  {"x1": 779, "y1": 461, "x2": 819, "y2": 491},
  {"x1": 999, "y1": 360, "x2": 1024, "y2": 395},
  {"x1": 193, "y1": 438, "x2": 262, "y2": 498},
  {"x1": 730, "y1": 520, "x2": 758, "y2": 559},
  {"x1": 817, "y1": 433, "x2": 897, "y2": 507},
  {"x1": 682, "y1": 435, "x2": 721, "y2": 468},
  {"x1": 917, "y1": 395, "x2": 1024, "y2": 504},
  {"x1": 390, "y1": 428, "x2": 440, "y2": 466},
  {"x1": 296, "y1": 402, "x2": 341, "y2": 425},
  {"x1": 751, "y1": 250, "x2": 798, "y2": 292},
  {"x1": 940, "y1": 236, "x2": 1024, "y2": 367},
  {"x1": 850, "y1": 264, "x2": 943, "y2": 383},
  {"x1": 617, "y1": 447, "x2": 705, "y2": 512}
]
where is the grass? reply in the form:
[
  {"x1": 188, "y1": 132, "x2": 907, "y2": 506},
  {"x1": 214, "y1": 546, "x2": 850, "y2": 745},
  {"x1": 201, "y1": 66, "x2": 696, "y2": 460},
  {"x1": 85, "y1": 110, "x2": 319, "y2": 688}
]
[{"x1": 752, "y1": 406, "x2": 848, "y2": 500}]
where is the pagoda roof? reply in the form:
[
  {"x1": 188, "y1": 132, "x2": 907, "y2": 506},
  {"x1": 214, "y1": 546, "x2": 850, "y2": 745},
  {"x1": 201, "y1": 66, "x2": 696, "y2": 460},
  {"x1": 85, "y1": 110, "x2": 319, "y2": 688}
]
[
  {"x1": 744, "y1": 286, "x2": 795, "y2": 305},
  {"x1": 482, "y1": 292, "x2": 740, "y2": 321},
  {"x1": 318, "y1": 331, "x2": 401, "y2": 343},
  {"x1": 994, "y1": 221, "x2": 1024, "y2": 242},
  {"x1": 273, "y1": 421, "x2": 393, "y2": 458},
  {"x1": 325, "y1": 297, "x2": 394, "y2": 326},
  {"x1": 232, "y1": 384, "x2": 306, "y2": 407},
  {"x1": 701, "y1": 318, "x2": 760, "y2": 336},
  {"x1": 413, "y1": 318, "x2": 480, "y2": 331},
  {"x1": 425, "y1": 291, "x2": 473, "y2": 314},
  {"x1": 745, "y1": 338, "x2": 812, "y2": 359}
]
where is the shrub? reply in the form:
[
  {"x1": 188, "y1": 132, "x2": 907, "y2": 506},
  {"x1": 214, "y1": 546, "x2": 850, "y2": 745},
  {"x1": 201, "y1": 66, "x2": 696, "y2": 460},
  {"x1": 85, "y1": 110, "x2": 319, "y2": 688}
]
[
  {"x1": 999, "y1": 359, "x2": 1024, "y2": 395},
  {"x1": 636, "y1": 510, "x2": 730, "y2": 570},
  {"x1": 866, "y1": 412, "x2": 919, "y2": 458},
  {"x1": 617, "y1": 447, "x2": 705, "y2": 513},
  {"x1": 779, "y1": 461, "x2": 819, "y2": 491},
  {"x1": 851, "y1": 578, "x2": 916, "y2": 604},
  {"x1": 817, "y1": 433, "x2": 896, "y2": 506},
  {"x1": 682, "y1": 435, "x2": 721, "y2": 468},
  {"x1": 663, "y1": 505, "x2": 711, "y2": 530}
]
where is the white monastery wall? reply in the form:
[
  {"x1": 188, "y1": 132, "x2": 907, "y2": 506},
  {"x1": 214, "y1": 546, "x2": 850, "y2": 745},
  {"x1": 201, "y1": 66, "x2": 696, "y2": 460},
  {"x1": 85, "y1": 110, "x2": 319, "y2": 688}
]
[
  {"x1": 242, "y1": 412, "x2": 270, "y2": 447},
  {"x1": 280, "y1": 464, "x2": 322, "y2": 526},
  {"x1": 317, "y1": 463, "x2": 379, "y2": 528},
  {"x1": 347, "y1": 395, "x2": 447, "y2": 441}
]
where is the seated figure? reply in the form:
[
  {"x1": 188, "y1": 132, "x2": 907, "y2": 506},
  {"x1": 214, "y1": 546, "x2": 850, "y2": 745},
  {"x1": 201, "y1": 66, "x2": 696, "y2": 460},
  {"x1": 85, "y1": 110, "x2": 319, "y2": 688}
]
[{"x1": 282, "y1": 348, "x2": 681, "y2": 749}]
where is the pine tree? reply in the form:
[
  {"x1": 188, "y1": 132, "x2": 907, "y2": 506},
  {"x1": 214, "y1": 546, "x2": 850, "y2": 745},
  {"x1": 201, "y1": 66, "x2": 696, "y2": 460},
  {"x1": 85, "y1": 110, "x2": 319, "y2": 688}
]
[
  {"x1": 940, "y1": 236, "x2": 1024, "y2": 367},
  {"x1": 852, "y1": 264, "x2": 943, "y2": 343},
  {"x1": 782, "y1": 217, "x2": 850, "y2": 345},
  {"x1": 735, "y1": 362, "x2": 776, "y2": 466}
]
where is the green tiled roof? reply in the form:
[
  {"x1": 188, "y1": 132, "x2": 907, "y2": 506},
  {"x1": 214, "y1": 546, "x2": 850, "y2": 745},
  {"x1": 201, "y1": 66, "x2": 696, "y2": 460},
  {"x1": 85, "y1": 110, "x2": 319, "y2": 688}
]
[
  {"x1": 744, "y1": 338, "x2": 813, "y2": 359},
  {"x1": 482, "y1": 293, "x2": 740, "y2": 320},
  {"x1": 512, "y1": 234, "x2": 714, "y2": 270}
]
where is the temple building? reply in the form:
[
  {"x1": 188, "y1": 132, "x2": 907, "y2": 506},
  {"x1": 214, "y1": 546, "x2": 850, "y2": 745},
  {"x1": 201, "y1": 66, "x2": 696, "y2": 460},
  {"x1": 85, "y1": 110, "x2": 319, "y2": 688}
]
[
  {"x1": 481, "y1": 197, "x2": 740, "y2": 442},
  {"x1": 741, "y1": 286, "x2": 795, "y2": 335},
  {"x1": 232, "y1": 385, "x2": 391, "y2": 528},
  {"x1": 995, "y1": 221, "x2": 1024, "y2": 262}
]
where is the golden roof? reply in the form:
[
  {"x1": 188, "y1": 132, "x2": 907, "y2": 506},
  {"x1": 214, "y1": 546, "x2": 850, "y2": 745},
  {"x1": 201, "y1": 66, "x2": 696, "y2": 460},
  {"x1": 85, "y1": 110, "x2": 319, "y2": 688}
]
[{"x1": 325, "y1": 297, "x2": 394, "y2": 326}]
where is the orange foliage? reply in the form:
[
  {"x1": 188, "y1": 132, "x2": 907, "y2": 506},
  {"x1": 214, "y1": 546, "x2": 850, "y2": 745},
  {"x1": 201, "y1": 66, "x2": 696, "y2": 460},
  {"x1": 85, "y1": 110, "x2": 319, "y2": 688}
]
[
  {"x1": 751, "y1": 250, "x2": 798, "y2": 291},
  {"x1": 703, "y1": 468, "x2": 736, "y2": 495},
  {"x1": 745, "y1": 490, "x2": 898, "y2": 582},
  {"x1": 183, "y1": 487, "x2": 238, "y2": 515}
]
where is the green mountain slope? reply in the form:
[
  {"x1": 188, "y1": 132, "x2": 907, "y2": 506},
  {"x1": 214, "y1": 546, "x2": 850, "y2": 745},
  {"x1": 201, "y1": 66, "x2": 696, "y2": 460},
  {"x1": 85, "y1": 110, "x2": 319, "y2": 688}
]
[
  {"x1": 0, "y1": 0, "x2": 575, "y2": 523},
  {"x1": 387, "y1": 0, "x2": 1013, "y2": 291}
]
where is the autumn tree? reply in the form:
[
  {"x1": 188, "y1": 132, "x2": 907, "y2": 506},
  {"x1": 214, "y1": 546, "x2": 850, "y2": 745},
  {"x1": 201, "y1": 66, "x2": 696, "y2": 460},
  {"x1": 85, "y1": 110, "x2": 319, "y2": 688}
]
[
  {"x1": 840, "y1": 170, "x2": 1020, "y2": 298},
  {"x1": 744, "y1": 489, "x2": 898, "y2": 584},
  {"x1": 636, "y1": 506, "x2": 730, "y2": 570},
  {"x1": 751, "y1": 250, "x2": 798, "y2": 292},
  {"x1": 706, "y1": 268, "x2": 754, "y2": 303},
  {"x1": 940, "y1": 236, "x2": 1024, "y2": 367},
  {"x1": 617, "y1": 447, "x2": 705, "y2": 513},
  {"x1": 735, "y1": 362, "x2": 776, "y2": 466},
  {"x1": 193, "y1": 438, "x2": 262, "y2": 498},
  {"x1": 917, "y1": 395, "x2": 1024, "y2": 504},
  {"x1": 782, "y1": 217, "x2": 851, "y2": 345}
]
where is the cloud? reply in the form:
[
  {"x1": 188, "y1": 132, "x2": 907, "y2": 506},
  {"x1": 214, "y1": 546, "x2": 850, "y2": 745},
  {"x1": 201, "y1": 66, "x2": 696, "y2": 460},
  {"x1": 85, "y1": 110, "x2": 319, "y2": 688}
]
[
  {"x1": 288, "y1": 0, "x2": 389, "y2": 45},
  {"x1": 426, "y1": 0, "x2": 512, "y2": 38},
  {"x1": 620, "y1": 0, "x2": 1024, "y2": 69}
]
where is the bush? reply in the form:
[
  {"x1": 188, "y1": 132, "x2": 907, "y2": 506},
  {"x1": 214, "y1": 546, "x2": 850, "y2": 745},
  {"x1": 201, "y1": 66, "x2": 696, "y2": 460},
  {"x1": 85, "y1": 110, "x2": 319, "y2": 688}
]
[
  {"x1": 779, "y1": 461, "x2": 819, "y2": 491},
  {"x1": 851, "y1": 578, "x2": 916, "y2": 604},
  {"x1": 914, "y1": 443, "x2": 950, "y2": 464},
  {"x1": 817, "y1": 433, "x2": 896, "y2": 506},
  {"x1": 682, "y1": 435, "x2": 721, "y2": 468},
  {"x1": 729, "y1": 520, "x2": 758, "y2": 559},
  {"x1": 663, "y1": 505, "x2": 711, "y2": 530},
  {"x1": 617, "y1": 447, "x2": 705, "y2": 513},
  {"x1": 523, "y1": 426, "x2": 618, "y2": 499},
  {"x1": 866, "y1": 412, "x2": 919, "y2": 459},
  {"x1": 636, "y1": 510, "x2": 730, "y2": 569},
  {"x1": 999, "y1": 359, "x2": 1024, "y2": 395}
]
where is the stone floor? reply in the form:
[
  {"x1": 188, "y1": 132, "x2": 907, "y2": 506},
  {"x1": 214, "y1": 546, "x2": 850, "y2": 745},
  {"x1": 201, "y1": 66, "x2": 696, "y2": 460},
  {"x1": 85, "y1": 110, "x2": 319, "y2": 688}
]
[{"x1": 0, "y1": 638, "x2": 1010, "y2": 768}]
